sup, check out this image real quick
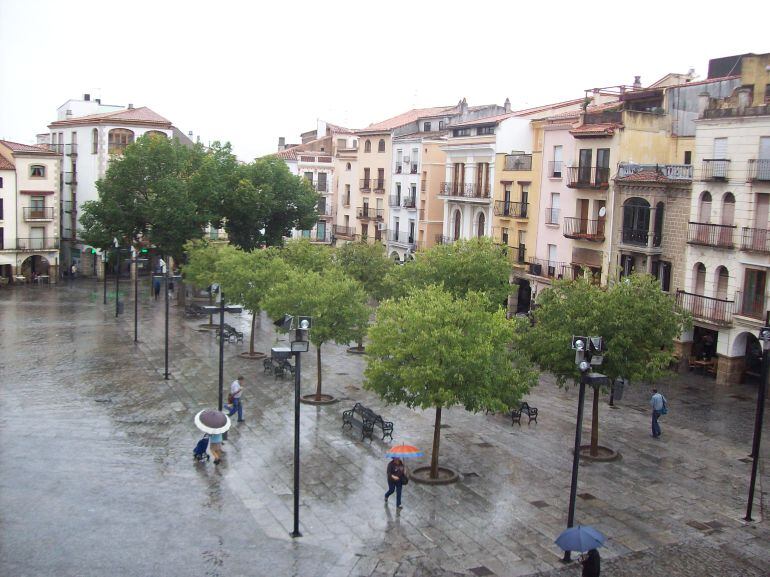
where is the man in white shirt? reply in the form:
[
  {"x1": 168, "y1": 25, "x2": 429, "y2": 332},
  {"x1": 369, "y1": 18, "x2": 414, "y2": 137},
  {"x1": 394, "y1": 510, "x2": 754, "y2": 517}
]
[
  {"x1": 650, "y1": 388, "x2": 667, "y2": 438},
  {"x1": 225, "y1": 375, "x2": 244, "y2": 423}
]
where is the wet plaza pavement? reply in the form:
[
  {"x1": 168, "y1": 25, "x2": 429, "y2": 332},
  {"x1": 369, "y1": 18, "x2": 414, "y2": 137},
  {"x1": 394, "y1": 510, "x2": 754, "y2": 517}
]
[{"x1": 1, "y1": 279, "x2": 768, "y2": 577}]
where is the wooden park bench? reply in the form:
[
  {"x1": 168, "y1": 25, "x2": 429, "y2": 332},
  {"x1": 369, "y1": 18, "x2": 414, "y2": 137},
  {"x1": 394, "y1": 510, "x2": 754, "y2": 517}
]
[
  {"x1": 342, "y1": 402, "x2": 394, "y2": 441},
  {"x1": 510, "y1": 401, "x2": 538, "y2": 426}
]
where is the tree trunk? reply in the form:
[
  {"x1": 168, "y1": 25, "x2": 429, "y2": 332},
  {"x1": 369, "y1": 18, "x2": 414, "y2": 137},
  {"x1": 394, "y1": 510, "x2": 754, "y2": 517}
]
[
  {"x1": 249, "y1": 314, "x2": 256, "y2": 355},
  {"x1": 590, "y1": 385, "x2": 600, "y2": 456},
  {"x1": 430, "y1": 406, "x2": 442, "y2": 479},
  {"x1": 315, "y1": 344, "x2": 323, "y2": 399}
]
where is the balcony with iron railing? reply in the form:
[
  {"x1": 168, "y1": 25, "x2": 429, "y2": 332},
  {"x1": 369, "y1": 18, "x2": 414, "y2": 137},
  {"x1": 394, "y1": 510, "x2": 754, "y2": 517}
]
[
  {"x1": 617, "y1": 162, "x2": 693, "y2": 181},
  {"x1": 621, "y1": 227, "x2": 662, "y2": 248},
  {"x1": 493, "y1": 200, "x2": 528, "y2": 218},
  {"x1": 373, "y1": 178, "x2": 386, "y2": 192},
  {"x1": 508, "y1": 245, "x2": 527, "y2": 264},
  {"x1": 504, "y1": 154, "x2": 533, "y2": 171},
  {"x1": 410, "y1": 164, "x2": 418, "y2": 174},
  {"x1": 733, "y1": 290, "x2": 769, "y2": 321},
  {"x1": 14, "y1": 237, "x2": 60, "y2": 251},
  {"x1": 389, "y1": 195, "x2": 401, "y2": 207},
  {"x1": 65, "y1": 143, "x2": 78, "y2": 156},
  {"x1": 359, "y1": 179, "x2": 371, "y2": 191},
  {"x1": 676, "y1": 290, "x2": 733, "y2": 325},
  {"x1": 308, "y1": 229, "x2": 333, "y2": 243},
  {"x1": 701, "y1": 159, "x2": 730, "y2": 181},
  {"x1": 439, "y1": 182, "x2": 491, "y2": 199},
  {"x1": 333, "y1": 225, "x2": 356, "y2": 238},
  {"x1": 64, "y1": 172, "x2": 76, "y2": 185},
  {"x1": 740, "y1": 227, "x2": 770, "y2": 253},
  {"x1": 395, "y1": 164, "x2": 403, "y2": 174},
  {"x1": 545, "y1": 207, "x2": 560, "y2": 225},
  {"x1": 548, "y1": 161, "x2": 563, "y2": 178},
  {"x1": 747, "y1": 159, "x2": 770, "y2": 182},
  {"x1": 527, "y1": 257, "x2": 567, "y2": 279},
  {"x1": 402, "y1": 196, "x2": 416, "y2": 209},
  {"x1": 317, "y1": 203, "x2": 334, "y2": 217},
  {"x1": 374, "y1": 228, "x2": 388, "y2": 242},
  {"x1": 356, "y1": 207, "x2": 383, "y2": 220},
  {"x1": 23, "y1": 207, "x2": 54, "y2": 221},
  {"x1": 389, "y1": 231, "x2": 416, "y2": 248},
  {"x1": 563, "y1": 217, "x2": 605, "y2": 242},
  {"x1": 686, "y1": 222, "x2": 735, "y2": 248},
  {"x1": 62, "y1": 200, "x2": 74, "y2": 213},
  {"x1": 566, "y1": 166, "x2": 610, "y2": 189},
  {"x1": 342, "y1": 196, "x2": 351, "y2": 208}
]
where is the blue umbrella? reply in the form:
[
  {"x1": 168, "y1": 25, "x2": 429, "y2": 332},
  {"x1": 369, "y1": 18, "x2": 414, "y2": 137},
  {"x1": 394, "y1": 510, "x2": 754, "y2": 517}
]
[{"x1": 555, "y1": 525, "x2": 605, "y2": 552}]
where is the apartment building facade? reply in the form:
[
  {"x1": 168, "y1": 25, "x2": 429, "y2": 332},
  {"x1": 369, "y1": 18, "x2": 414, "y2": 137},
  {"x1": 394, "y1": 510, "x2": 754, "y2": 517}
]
[{"x1": 0, "y1": 140, "x2": 62, "y2": 282}]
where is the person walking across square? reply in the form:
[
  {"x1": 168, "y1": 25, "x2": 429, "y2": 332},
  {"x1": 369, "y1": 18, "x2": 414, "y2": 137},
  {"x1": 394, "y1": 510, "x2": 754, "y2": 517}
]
[
  {"x1": 650, "y1": 388, "x2": 667, "y2": 438},
  {"x1": 384, "y1": 457, "x2": 407, "y2": 509},
  {"x1": 225, "y1": 375, "x2": 244, "y2": 423}
]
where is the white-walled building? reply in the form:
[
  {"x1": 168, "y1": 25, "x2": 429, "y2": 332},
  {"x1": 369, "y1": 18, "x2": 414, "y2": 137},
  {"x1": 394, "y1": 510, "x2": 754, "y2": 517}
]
[
  {"x1": 45, "y1": 95, "x2": 177, "y2": 276},
  {"x1": 0, "y1": 140, "x2": 61, "y2": 282}
]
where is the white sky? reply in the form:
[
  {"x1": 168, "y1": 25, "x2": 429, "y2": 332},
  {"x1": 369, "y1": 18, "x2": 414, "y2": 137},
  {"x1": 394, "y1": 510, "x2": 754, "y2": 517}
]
[{"x1": 0, "y1": 0, "x2": 767, "y2": 161}]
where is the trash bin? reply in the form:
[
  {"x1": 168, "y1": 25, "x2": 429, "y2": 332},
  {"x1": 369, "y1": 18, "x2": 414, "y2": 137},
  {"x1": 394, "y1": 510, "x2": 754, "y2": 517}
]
[{"x1": 613, "y1": 378, "x2": 626, "y2": 401}]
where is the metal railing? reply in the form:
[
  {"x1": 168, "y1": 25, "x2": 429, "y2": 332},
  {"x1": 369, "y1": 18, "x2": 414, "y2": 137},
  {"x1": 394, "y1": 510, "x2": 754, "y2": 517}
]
[
  {"x1": 374, "y1": 229, "x2": 388, "y2": 242},
  {"x1": 546, "y1": 207, "x2": 560, "y2": 225},
  {"x1": 701, "y1": 159, "x2": 730, "y2": 181},
  {"x1": 621, "y1": 227, "x2": 662, "y2": 247},
  {"x1": 741, "y1": 227, "x2": 770, "y2": 253},
  {"x1": 527, "y1": 257, "x2": 567, "y2": 279},
  {"x1": 617, "y1": 162, "x2": 693, "y2": 180},
  {"x1": 23, "y1": 207, "x2": 54, "y2": 220},
  {"x1": 439, "y1": 182, "x2": 491, "y2": 199},
  {"x1": 548, "y1": 161, "x2": 562, "y2": 178},
  {"x1": 389, "y1": 195, "x2": 401, "y2": 207},
  {"x1": 64, "y1": 172, "x2": 76, "y2": 185},
  {"x1": 509, "y1": 245, "x2": 527, "y2": 264},
  {"x1": 563, "y1": 217, "x2": 605, "y2": 241},
  {"x1": 15, "y1": 237, "x2": 60, "y2": 250},
  {"x1": 402, "y1": 196, "x2": 416, "y2": 208},
  {"x1": 395, "y1": 164, "x2": 403, "y2": 174},
  {"x1": 566, "y1": 166, "x2": 610, "y2": 189},
  {"x1": 747, "y1": 159, "x2": 770, "y2": 182},
  {"x1": 493, "y1": 201, "x2": 528, "y2": 218},
  {"x1": 359, "y1": 179, "x2": 371, "y2": 191},
  {"x1": 733, "y1": 290, "x2": 768, "y2": 320},
  {"x1": 676, "y1": 290, "x2": 733, "y2": 325},
  {"x1": 687, "y1": 222, "x2": 735, "y2": 248},
  {"x1": 373, "y1": 178, "x2": 386, "y2": 192},
  {"x1": 410, "y1": 164, "x2": 418, "y2": 174},
  {"x1": 317, "y1": 203, "x2": 333, "y2": 216},
  {"x1": 504, "y1": 154, "x2": 532, "y2": 171},
  {"x1": 65, "y1": 143, "x2": 78, "y2": 155},
  {"x1": 333, "y1": 225, "x2": 356, "y2": 238},
  {"x1": 309, "y1": 229, "x2": 332, "y2": 243},
  {"x1": 356, "y1": 207, "x2": 383, "y2": 220}
]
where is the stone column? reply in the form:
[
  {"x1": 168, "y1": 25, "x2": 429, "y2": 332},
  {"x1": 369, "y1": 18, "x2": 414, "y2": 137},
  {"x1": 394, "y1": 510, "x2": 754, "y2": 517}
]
[
  {"x1": 673, "y1": 340, "x2": 693, "y2": 373},
  {"x1": 716, "y1": 354, "x2": 744, "y2": 385}
]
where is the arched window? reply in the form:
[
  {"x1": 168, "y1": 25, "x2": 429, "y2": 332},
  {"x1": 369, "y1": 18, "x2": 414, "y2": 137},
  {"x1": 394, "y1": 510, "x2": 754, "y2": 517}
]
[
  {"x1": 698, "y1": 191, "x2": 712, "y2": 223},
  {"x1": 453, "y1": 210, "x2": 461, "y2": 241},
  {"x1": 364, "y1": 140, "x2": 371, "y2": 153},
  {"x1": 378, "y1": 139, "x2": 385, "y2": 153},
  {"x1": 108, "y1": 128, "x2": 135, "y2": 155},
  {"x1": 715, "y1": 266, "x2": 729, "y2": 300},
  {"x1": 693, "y1": 262, "x2": 706, "y2": 294},
  {"x1": 91, "y1": 128, "x2": 98, "y2": 154},
  {"x1": 29, "y1": 164, "x2": 46, "y2": 178},
  {"x1": 144, "y1": 130, "x2": 167, "y2": 140},
  {"x1": 477, "y1": 212, "x2": 485, "y2": 238},
  {"x1": 721, "y1": 192, "x2": 735, "y2": 226},
  {"x1": 346, "y1": 162, "x2": 351, "y2": 171},
  {"x1": 622, "y1": 197, "x2": 651, "y2": 245}
]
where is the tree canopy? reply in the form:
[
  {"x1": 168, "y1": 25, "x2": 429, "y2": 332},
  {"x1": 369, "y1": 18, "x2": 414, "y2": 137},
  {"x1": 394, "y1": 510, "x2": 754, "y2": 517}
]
[
  {"x1": 335, "y1": 241, "x2": 395, "y2": 302},
  {"x1": 365, "y1": 285, "x2": 537, "y2": 478},
  {"x1": 280, "y1": 238, "x2": 334, "y2": 273},
  {"x1": 383, "y1": 238, "x2": 511, "y2": 309}
]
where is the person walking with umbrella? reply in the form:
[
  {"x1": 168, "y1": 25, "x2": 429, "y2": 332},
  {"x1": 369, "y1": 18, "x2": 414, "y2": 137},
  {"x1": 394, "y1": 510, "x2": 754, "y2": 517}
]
[
  {"x1": 579, "y1": 548, "x2": 601, "y2": 576},
  {"x1": 384, "y1": 444, "x2": 422, "y2": 510},
  {"x1": 555, "y1": 525, "x2": 605, "y2": 576},
  {"x1": 194, "y1": 409, "x2": 231, "y2": 466}
]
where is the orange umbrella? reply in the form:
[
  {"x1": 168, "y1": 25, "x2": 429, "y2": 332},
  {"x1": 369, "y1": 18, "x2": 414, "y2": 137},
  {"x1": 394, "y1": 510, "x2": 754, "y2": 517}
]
[{"x1": 385, "y1": 444, "x2": 423, "y2": 458}]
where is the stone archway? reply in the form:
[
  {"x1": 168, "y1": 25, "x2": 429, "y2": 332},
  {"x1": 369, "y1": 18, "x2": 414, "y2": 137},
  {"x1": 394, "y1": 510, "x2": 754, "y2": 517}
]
[{"x1": 19, "y1": 255, "x2": 50, "y2": 277}]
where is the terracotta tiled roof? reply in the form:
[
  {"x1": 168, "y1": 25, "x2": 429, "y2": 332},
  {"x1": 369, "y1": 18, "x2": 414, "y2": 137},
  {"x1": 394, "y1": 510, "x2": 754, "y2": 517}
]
[
  {"x1": 325, "y1": 122, "x2": 354, "y2": 135},
  {"x1": 0, "y1": 139, "x2": 58, "y2": 154},
  {"x1": 357, "y1": 106, "x2": 455, "y2": 133},
  {"x1": 0, "y1": 155, "x2": 14, "y2": 169},
  {"x1": 274, "y1": 147, "x2": 299, "y2": 160},
  {"x1": 569, "y1": 123, "x2": 620, "y2": 137},
  {"x1": 49, "y1": 106, "x2": 172, "y2": 128}
]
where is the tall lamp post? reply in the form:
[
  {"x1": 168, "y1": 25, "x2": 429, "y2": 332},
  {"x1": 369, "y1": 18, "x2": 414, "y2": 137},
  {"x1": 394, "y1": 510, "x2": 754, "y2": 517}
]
[
  {"x1": 272, "y1": 314, "x2": 311, "y2": 539},
  {"x1": 102, "y1": 251, "x2": 108, "y2": 305},
  {"x1": 200, "y1": 294, "x2": 243, "y2": 412},
  {"x1": 563, "y1": 336, "x2": 607, "y2": 563},
  {"x1": 745, "y1": 324, "x2": 770, "y2": 521},
  {"x1": 153, "y1": 270, "x2": 182, "y2": 380}
]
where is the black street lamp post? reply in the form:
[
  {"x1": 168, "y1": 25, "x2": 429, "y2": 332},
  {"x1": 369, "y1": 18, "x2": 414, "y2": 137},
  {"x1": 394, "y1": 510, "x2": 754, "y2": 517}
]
[
  {"x1": 745, "y1": 325, "x2": 770, "y2": 522},
  {"x1": 153, "y1": 270, "x2": 182, "y2": 380},
  {"x1": 115, "y1": 248, "x2": 121, "y2": 318},
  {"x1": 134, "y1": 252, "x2": 139, "y2": 343},
  {"x1": 102, "y1": 252, "x2": 108, "y2": 305}
]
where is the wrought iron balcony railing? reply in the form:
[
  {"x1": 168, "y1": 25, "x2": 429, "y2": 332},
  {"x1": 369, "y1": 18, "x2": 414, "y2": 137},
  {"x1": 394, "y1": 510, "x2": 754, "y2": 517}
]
[
  {"x1": 621, "y1": 227, "x2": 662, "y2": 247},
  {"x1": 333, "y1": 225, "x2": 356, "y2": 238},
  {"x1": 65, "y1": 143, "x2": 78, "y2": 156},
  {"x1": 14, "y1": 237, "x2": 60, "y2": 250},
  {"x1": 527, "y1": 257, "x2": 567, "y2": 279},
  {"x1": 617, "y1": 162, "x2": 693, "y2": 180},
  {"x1": 747, "y1": 159, "x2": 770, "y2": 182},
  {"x1": 359, "y1": 179, "x2": 371, "y2": 191},
  {"x1": 356, "y1": 207, "x2": 383, "y2": 220},
  {"x1": 23, "y1": 207, "x2": 54, "y2": 220},
  {"x1": 389, "y1": 195, "x2": 401, "y2": 207},
  {"x1": 566, "y1": 166, "x2": 610, "y2": 189},
  {"x1": 373, "y1": 178, "x2": 386, "y2": 192},
  {"x1": 402, "y1": 196, "x2": 416, "y2": 208},
  {"x1": 740, "y1": 227, "x2": 770, "y2": 253},
  {"x1": 493, "y1": 201, "x2": 528, "y2": 218},
  {"x1": 687, "y1": 222, "x2": 735, "y2": 248},
  {"x1": 546, "y1": 207, "x2": 560, "y2": 225},
  {"x1": 733, "y1": 290, "x2": 769, "y2": 320},
  {"x1": 439, "y1": 182, "x2": 491, "y2": 199},
  {"x1": 548, "y1": 161, "x2": 563, "y2": 178},
  {"x1": 701, "y1": 159, "x2": 730, "y2": 181},
  {"x1": 563, "y1": 217, "x2": 605, "y2": 242},
  {"x1": 676, "y1": 290, "x2": 733, "y2": 325}
]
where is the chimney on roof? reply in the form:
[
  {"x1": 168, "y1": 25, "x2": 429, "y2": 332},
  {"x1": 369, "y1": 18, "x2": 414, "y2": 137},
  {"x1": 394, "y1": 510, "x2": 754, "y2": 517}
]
[
  {"x1": 84, "y1": 93, "x2": 90, "y2": 101},
  {"x1": 127, "y1": 103, "x2": 134, "y2": 109},
  {"x1": 460, "y1": 97, "x2": 468, "y2": 114},
  {"x1": 504, "y1": 98, "x2": 511, "y2": 113},
  {"x1": 633, "y1": 76, "x2": 642, "y2": 89},
  {"x1": 698, "y1": 92, "x2": 711, "y2": 116},
  {"x1": 278, "y1": 136, "x2": 286, "y2": 151}
]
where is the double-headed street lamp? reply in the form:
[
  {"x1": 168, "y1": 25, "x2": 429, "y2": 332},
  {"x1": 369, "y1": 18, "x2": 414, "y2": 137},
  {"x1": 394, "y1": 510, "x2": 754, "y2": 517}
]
[
  {"x1": 745, "y1": 325, "x2": 770, "y2": 522},
  {"x1": 563, "y1": 336, "x2": 608, "y2": 563},
  {"x1": 272, "y1": 314, "x2": 311, "y2": 539}
]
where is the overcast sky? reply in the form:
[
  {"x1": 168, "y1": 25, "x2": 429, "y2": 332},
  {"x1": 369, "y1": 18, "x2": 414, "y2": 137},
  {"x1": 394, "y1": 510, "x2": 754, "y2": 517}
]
[{"x1": 0, "y1": 0, "x2": 766, "y2": 161}]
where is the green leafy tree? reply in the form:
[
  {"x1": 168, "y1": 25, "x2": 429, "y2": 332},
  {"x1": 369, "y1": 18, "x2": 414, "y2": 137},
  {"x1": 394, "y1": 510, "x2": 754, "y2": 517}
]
[
  {"x1": 383, "y1": 237, "x2": 511, "y2": 309},
  {"x1": 525, "y1": 274, "x2": 690, "y2": 456},
  {"x1": 217, "y1": 246, "x2": 289, "y2": 357},
  {"x1": 263, "y1": 268, "x2": 369, "y2": 401},
  {"x1": 183, "y1": 240, "x2": 227, "y2": 324},
  {"x1": 222, "y1": 156, "x2": 319, "y2": 249},
  {"x1": 365, "y1": 285, "x2": 538, "y2": 479},
  {"x1": 280, "y1": 238, "x2": 334, "y2": 272}
]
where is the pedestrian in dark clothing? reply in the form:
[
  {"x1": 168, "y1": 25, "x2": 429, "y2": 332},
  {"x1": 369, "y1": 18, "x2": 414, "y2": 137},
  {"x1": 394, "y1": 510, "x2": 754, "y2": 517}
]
[
  {"x1": 384, "y1": 457, "x2": 406, "y2": 509},
  {"x1": 580, "y1": 548, "x2": 600, "y2": 577},
  {"x1": 153, "y1": 278, "x2": 161, "y2": 300}
]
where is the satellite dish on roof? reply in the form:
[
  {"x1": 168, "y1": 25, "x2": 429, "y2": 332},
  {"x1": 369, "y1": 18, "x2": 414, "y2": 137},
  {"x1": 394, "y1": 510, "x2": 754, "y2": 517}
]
[{"x1": 598, "y1": 207, "x2": 607, "y2": 218}]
